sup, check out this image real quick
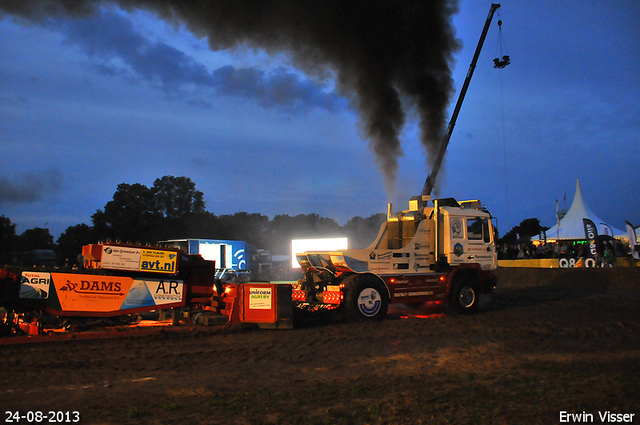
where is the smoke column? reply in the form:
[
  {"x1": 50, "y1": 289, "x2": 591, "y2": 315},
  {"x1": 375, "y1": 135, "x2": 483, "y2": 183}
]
[{"x1": 1, "y1": 0, "x2": 461, "y2": 195}]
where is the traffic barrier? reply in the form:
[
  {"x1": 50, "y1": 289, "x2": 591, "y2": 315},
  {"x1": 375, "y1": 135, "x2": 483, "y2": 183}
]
[{"x1": 223, "y1": 283, "x2": 293, "y2": 329}]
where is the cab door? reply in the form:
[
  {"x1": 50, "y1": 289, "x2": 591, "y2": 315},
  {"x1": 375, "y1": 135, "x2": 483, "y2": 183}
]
[{"x1": 446, "y1": 215, "x2": 495, "y2": 270}]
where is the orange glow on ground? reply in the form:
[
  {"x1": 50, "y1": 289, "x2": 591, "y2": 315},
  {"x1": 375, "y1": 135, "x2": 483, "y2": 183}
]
[{"x1": 398, "y1": 313, "x2": 444, "y2": 319}]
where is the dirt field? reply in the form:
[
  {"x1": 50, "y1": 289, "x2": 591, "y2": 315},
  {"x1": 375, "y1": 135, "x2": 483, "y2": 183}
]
[{"x1": 2, "y1": 267, "x2": 639, "y2": 425}]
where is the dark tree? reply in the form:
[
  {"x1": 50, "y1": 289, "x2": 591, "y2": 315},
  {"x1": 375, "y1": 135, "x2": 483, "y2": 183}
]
[
  {"x1": 0, "y1": 215, "x2": 17, "y2": 264},
  {"x1": 500, "y1": 218, "x2": 549, "y2": 245},
  {"x1": 183, "y1": 211, "x2": 222, "y2": 239},
  {"x1": 92, "y1": 176, "x2": 211, "y2": 243},
  {"x1": 217, "y1": 212, "x2": 270, "y2": 247},
  {"x1": 153, "y1": 176, "x2": 205, "y2": 219},
  {"x1": 17, "y1": 227, "x2": 55, "y2": 251},
  {"x1": 57, "y1": 223, "x2": 95, "y2": 267},
  {"x1": 152, "y1": 176, "x2": 207, "y2": 240},
  {"x1": 92, "y1": 182, "x2": 161, "y2": 243}
]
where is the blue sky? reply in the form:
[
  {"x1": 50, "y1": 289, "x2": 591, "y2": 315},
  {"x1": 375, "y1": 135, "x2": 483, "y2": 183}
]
[{"x1": 1, "y1": 0, "x2": 638, "y2": 240}]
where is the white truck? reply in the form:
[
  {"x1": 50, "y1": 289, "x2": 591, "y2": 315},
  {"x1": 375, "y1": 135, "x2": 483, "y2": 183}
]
[{"x1": 294, "y1": 196, "x2": 497, "y2": 320}]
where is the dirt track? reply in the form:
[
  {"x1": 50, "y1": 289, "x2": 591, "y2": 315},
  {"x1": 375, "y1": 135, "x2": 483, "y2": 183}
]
[{"x1": 2, "y1": 267, "x2": 639, "y2": 424}]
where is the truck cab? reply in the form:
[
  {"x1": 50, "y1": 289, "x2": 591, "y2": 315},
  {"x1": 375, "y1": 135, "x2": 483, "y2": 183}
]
[{"x1": 438, "y1": 199, "x2": 497, "y2": 271}]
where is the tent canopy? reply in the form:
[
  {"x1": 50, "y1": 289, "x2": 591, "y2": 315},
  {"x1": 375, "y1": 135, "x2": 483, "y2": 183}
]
[{"x1": 539, "y1": 179, "x2": 624, "y2": 241}]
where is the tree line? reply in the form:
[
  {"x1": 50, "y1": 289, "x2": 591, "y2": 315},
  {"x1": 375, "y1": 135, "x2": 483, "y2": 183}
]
[
  {"x1": 0, "y1": 175, "x2": 548, "y2": 267},
  {"x1": 0, "y1": 176, "x2": 385, "y2": 266}
]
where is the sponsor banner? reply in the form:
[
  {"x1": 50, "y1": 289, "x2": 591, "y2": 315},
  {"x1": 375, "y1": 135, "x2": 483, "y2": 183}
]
[
  {"x1": 51, "y1": 273, "x2": 183, "y2": 313},
  {"x1": 121, "y1": 278, "x2": 183, "y2": 309},
  {"x1": 559, "y1": 258, "x2": 596, "y2": 268},
  {"x1": 101, "y1": 246, "x2": 142, "y2": 271},
  {"x1": 582, "y1": 219, "x2": 598, "y2": 258},
  {"x1": 249, "y1": 287, "x2": 272, "y2": 309},
  {"x1": 139, "y1": 249, "x2": 177, "y2": 273},
  {"x1": 100, "y1": 245, "x2": 177, "y2": 274},
  {"x1": 20, "y1": 271, "x2": 51, "y2": 299}
]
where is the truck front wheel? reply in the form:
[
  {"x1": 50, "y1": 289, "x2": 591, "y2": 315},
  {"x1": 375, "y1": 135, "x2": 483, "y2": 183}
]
[
  {"x1": 344, "y1": 276, "x2": 389, "y2": 322},
  {"x1": 451, "y1": 279, "x2": 479, "y2": 314}
]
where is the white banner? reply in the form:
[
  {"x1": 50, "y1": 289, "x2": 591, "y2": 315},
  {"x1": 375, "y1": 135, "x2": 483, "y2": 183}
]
[{"x1": 626, "y1": 221, "x2": 639, "y2": 260}]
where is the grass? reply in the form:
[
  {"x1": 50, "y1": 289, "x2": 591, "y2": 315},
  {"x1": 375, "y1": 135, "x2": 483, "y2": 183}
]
[
  {"x1": 78, "y1": 355, "x2": 634, "y2": 425},
  {"x1": 9, "y1": 353, "x2": 639, "y2": 425}
]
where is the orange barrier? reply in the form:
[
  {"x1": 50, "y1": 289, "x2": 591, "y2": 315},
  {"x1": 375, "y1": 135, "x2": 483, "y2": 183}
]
[{"x1": 223, "y1": 283, "x2": 293, "y2": 329}]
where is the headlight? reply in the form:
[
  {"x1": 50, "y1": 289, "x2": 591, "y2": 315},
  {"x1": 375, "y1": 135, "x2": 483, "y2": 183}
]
[
  {"x1": 330, "y1": 255, "x2": 348, "y2": 269},
  {"x1": 296, "y1": 254, "x2": 311, "y2": 269}
]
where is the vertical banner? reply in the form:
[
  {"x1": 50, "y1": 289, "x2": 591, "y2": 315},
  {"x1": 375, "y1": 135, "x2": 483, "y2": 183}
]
[
  {"x1": 539, "y1": 230, "x2": 546, "y2": 245},
  {"x1": 582, "y1": 218, "x2": 598, "y2": 258},
  {"x1": 626, "y1": 221, "x2": 639, "y2": 260},
  {"x1": 600, "y1": 224, "x2": 613, "y2": 237}
]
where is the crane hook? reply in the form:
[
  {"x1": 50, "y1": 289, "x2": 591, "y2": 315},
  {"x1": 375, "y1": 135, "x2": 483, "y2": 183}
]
[{"x1": 493, "y1": 18, "x2": 510, "y2": 68}]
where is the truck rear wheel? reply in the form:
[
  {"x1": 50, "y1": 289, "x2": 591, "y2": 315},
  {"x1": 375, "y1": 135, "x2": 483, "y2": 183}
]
[
  {"x1": 451, "y1": 279, "x2": 479, "y2": 314},
  {"x1": 344, "y1": 276, "x2": 389, "y2": 322}
]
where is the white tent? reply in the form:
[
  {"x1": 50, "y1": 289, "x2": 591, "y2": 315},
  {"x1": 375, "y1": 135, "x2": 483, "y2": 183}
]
[{"x1": 540, "y1": 179, "x2": 624, "y2": 241}]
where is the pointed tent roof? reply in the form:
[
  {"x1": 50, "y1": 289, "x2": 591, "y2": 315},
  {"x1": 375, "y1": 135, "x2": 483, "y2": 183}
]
[{"x1": 542, "y1": 179, "x2": 624, "y2": 240}]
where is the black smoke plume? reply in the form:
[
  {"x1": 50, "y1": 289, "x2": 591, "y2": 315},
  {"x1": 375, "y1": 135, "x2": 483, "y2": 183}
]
[
  {"x1": 0, "y1": 170, "x2": 63, "y2": 206},
  {"x1": 1, "y1": 0, "x2": 461, "y2": 195}
]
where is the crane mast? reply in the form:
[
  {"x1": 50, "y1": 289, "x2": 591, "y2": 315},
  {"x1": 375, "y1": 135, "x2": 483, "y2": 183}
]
[{"x1": 422, "y1": 3, "x2": 502, "y2": 198}]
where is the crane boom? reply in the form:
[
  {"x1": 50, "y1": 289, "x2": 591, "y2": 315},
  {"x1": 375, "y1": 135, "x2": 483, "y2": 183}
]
[{"x1": 422, "y1": 3, "x2": 502, "y2": 197}]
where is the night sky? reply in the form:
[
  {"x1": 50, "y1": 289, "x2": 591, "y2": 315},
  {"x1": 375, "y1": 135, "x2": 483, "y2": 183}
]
[{"x1": 1, "y1": 0, "x2": 638, "y2": 243}]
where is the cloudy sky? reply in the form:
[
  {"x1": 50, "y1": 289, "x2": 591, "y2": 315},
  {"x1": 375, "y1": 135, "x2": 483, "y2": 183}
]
[{"x1": 1, "y1": 0, "x2": 638, "y2": 240}]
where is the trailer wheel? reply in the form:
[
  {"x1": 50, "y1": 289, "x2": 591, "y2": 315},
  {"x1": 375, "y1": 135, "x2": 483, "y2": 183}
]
[
  {"x1": 451, "y1": 279, "x2": 479, "y2": 314},
  {"x1": 345, "y1": 276, "x2": 389, "y2": 322}
]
